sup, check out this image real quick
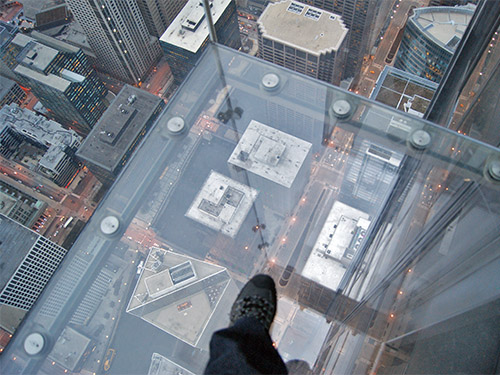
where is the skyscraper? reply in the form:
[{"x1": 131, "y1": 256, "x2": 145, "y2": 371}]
[
  {"x1": 257, "y1": 0, "x2": 348, "y2": 85},
  {"x1": 0, "y1": 214, "x2": 69, "y2": 352},
  {"x1": 297, "y1": 0, "x2": 378, "y2": 79},
  {"x1": 394, "y1": 5, "x2": 475, "y2": 83},
  {"x1": 136, "y1": 0, "x2": 188, "y2": 37},
  {"x1": 0, "y1": 28, "x2": 109, "y2": 133},
  {"x1": 0, "y1": 76, "x2": 26, "y2": 107},
  {"x1": 65, "y1": 0, "x2": 162, "y2": 84},
  {"x1": 160, "y1": 0, "x2": 241, "y2": 84}
]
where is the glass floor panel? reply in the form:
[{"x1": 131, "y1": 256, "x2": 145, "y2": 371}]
[{"x1": 2, "y1": 45, "x2": 500, "y2": 375}]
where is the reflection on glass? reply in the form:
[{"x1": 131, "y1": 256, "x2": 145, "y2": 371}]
[{"x1": 1, "y1": 44, "x2": 499, "y2": 375}]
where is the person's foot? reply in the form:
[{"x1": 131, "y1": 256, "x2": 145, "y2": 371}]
[{"x1": 230, "y1": 274, "x2": 277, "y2": 331}]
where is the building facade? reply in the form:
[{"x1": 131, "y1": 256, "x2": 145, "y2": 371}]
[
  {"x1": 20, "y1": 0, "x2": 70, "y2": 30},
  {"x1": 65, "y1": 0, "x2": 162, "y2": 84},
  {"x1": 136, "y1": 0, "x2": 188, "y2": 38},
  {"x1": 0, "y1": 76, "x2": 26, "y2": 108},
  {"x1": 76, "y1": 85, "x2": 165, "y2": 186},
  {"x1": 0, "y1": 104, "x2": 82, "y2": 187},
  {"x1": 160, "y1": 0, "x2": 241, "y2": 84},
  {"x1": 0, "y1": 28, "x2": 109, "y2": 133},
  {"x1": 0, "y1": 214, "x2": 68, "y2": 351},
  {"x1": 257, "y1": 1, "x2": 348, "y2": 86},
  {"x1": 0, "y1": 21, "x2": 19, "y2": 81},
  {"x1": 394, "y1": 5, "x2": 475, "y2": 83}
]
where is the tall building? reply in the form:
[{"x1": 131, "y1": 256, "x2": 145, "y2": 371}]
[
  {"x1": 65, "y1": 0, "x2": 162, "y2": 84},
  {"x1": 0, "y1": 180, "x2": 47, "y2": 229},
  {"x1": 0, "y1": 28, "x2": 109, "y2": 133},
  {"x1": 0, "y1": 104, "x2": 82, "y2": 187},
  {"x1": 20, "y1": 0, "x2": 70, "y2": 30},
  {"x1": 257, "y1": 0, "x2": 348, "y2": 86},
  {"x1": 0, "y1": 76, "x2": 26, "y2": 108},
  {"x1": 136, "y1": 0, "x2": 188, "y2": 38},
  {"x1": 0, "y1": 214, "x2": 69, "y2": 352},
  {"x1": 76, "y1": 85, "x2": 165, "y2": 186},
  {"x1": 297, "y1": 0, "x2": 379, "y2": 79},
  {"x1": 0, "y1": 21, "x2": 18, "y2": 80},
  {"x1": 394, "y1": 5, "x2": 475, "y2": 83},
  {"x1": 160, "y1": 0, "x2": 241, "y2": 84}
]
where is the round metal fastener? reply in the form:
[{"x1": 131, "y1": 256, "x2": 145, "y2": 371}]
[
  {"x1": 331, "y1": 99, "x2": 352, "y2": 119},
  {"x1": 487, "y1": 160, "x2": 500, "y2": 181},
  {"x1": 166, "y1": 116, "x2": 185, "y2": 134},
  {"x1": 24, "y1": 333, "x2": 44, "y2": 356},
  {"x1": 409, "y1": 129, "x2": 431, "y2": 150},
  {"x1": 261, "y1": 73, "x2": 280, "y2": 90},
  {"x1": 100, "y1": 215, "x2": 119, "y2": 235}
]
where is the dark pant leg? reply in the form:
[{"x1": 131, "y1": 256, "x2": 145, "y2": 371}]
[{"x1": 204, "y1": 317, "x2": 288, "y2": 375}]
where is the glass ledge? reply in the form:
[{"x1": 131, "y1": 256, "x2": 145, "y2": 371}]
[{"x1": 3, "y1": 44, "x2": 500, "y2": 375}]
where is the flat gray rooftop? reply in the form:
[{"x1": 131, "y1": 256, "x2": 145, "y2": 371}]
[
  {"x1": 76, "y1": 85, "x2": 163, "y2": 172},
  {"x1": 258, "y1": 0, "x2": 348, "y2": 55},
  {"x1": 0, "y1": 215, "x2": 38, "y2": 291}
]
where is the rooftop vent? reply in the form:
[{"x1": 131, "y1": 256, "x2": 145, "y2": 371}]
[
  {"x1": 305, "y1": 8, "x2": 322, "y2": 21},
  {"x1": 287, "y1": 2, "x2": 304, "y2": 14}
]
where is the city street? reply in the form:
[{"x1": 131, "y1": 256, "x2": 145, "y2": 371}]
[
  {"x1": 353, "y1": 0, "x2": 430, "y2": 96},
  {"x1": 141, "y1": 57, "x2": 172, "y2": 98}
]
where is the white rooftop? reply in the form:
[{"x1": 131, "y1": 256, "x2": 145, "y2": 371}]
[
  {"x1": 412, "y1": 5, "x2": 475, "y2": 53},
  {"x1": 228, "y1": 120, "x2": 312, "y2": 188},
  {"x1": 302, "y1": 201, "x2": 370, "y2": 291},
  {"x1": 185, "y1": 171, "x2": 258, "y2": 238},
  {"x1": 127, "y1": 247, "x2": 238, "y2": 348},
  {"x1": 160, "y1": 0, "x2": 233, "y2": 53},
  {"x1": 258, "y1": 0, "x2": 348, "y2": 56}
]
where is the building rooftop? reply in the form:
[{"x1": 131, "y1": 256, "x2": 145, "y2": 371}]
[
  {"x1": 159, "y1": 0, "x2": 233, "y2": 53},
  {"x1": 411, "y1": 5, "x2": 475, "y2": 53},
  {"x1": 371, "y1": 66, "x2": 438, "y2": 117},
  {"x1": 16, "y1": 38, "x2": 59, "y2": 72},
  {"x1": 148, "y1": 353, "x2": 195, "y2": 375},
  {"x1": 257, "y1": 0, "x2": 348, "y2": 55},
  {"x1": 302, "y1": 201, "x2": 370, "y2": 291},
  {"x1": 228, "y1": 120, "x2": 312, "y2": 188},
  {"x1": 10, "y1": 34, "x2": 84, "y2": 92},
  {"x1": 127, "y1": 248, "x2": 238, "y2": 348},
  {"x1": 47, "y1": 326, "x2": 90, "y2": 372},
  {"x1": 76, "y1": 85, "x2": 163, "y2": 172},
  {"x1": 0, "y1": 104, "x2": 81, "y2": 170},
  {"x1": 185, "y1": 170, "x2": 258, "y2": 238}
]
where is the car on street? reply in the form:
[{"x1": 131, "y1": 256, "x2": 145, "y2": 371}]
[{"x1": 279, "y1": 265, "x2": 295, "y2": 287}]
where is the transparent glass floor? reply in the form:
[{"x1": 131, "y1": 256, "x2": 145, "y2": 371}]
[{"x1": 2, "y1": 45, "x2": 500, "y2": 375}]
